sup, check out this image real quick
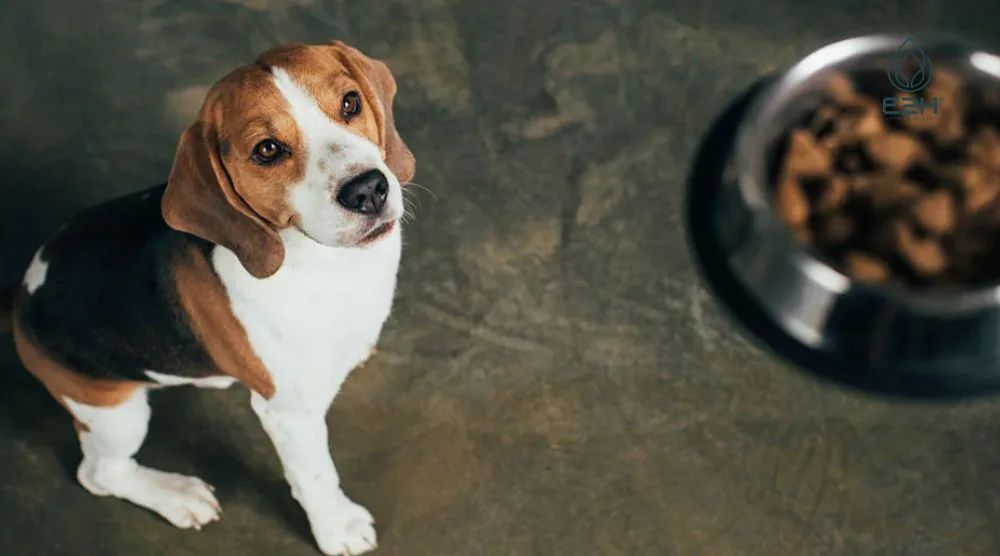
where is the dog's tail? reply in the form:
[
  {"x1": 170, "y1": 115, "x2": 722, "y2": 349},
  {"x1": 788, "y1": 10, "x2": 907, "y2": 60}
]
[{"x1": 0, "y1": 284, "x2": 15, "y2": 335}]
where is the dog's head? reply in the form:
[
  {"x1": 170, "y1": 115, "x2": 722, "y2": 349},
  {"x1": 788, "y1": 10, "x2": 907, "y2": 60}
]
[{"x1": 162, "y1": 41, "x2": 415, "y2": 279}]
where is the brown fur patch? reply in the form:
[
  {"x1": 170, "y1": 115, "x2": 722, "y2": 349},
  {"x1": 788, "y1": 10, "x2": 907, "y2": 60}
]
[
  {"x1": 170, "y1": 242, "x2": 276, "y2": 399},
  {"x1": 12, "y1": 291, "x2": 144, "y2": 419},
  {"x1": 255, "y1": 44, "x2": 384, "y2": 148}
]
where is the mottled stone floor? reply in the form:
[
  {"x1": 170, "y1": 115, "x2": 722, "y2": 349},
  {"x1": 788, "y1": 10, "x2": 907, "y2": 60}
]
[{"x1": 3, "y1": 1, "x2": 1000, "y2": 554}]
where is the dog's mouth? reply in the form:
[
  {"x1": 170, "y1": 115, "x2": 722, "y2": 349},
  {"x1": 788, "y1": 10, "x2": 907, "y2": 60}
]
[{"x1": 357, "y1": 220, "x2": 396, "y2": 245}]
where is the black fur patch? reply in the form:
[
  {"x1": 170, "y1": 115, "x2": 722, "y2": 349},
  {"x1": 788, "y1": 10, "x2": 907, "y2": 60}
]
[{"x1": 16, "y1": 185, "x2": 219, "y2": 383}]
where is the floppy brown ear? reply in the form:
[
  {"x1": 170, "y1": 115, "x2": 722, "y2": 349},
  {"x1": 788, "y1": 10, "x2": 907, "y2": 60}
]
[
  {"x1": 331, "y1": 41, "x2": 416, "y2": 184},
  {"x1": 162, "y1": 124, "x2": 285, "y2": 279}
]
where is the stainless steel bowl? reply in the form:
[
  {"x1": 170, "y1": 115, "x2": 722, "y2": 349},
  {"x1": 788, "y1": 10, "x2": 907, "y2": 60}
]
[{"x1": 688, "y1": 34, "x2": 1000, "y2": 400}]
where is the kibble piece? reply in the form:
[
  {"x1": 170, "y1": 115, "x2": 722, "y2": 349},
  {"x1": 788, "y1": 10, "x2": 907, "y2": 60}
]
[
  {"x1": 966, "y1": 183, "x2": 1000, "y2": 213},
  {"x1": 893, "y1": 220, "x2": 949, "y2": 276},
  {"x1": 825, "y1": 71, "x2": 856, "y2": 103},
  {"x1": 852, "y1": 108, "x2": 885, "y2": 138},
  {"x1": 776, "y1": 175, "x2": 810, "y2": 228},
  {"x1": 865, "y1": 132, "x2": 927, "y2": 171},
  {"x1": 816, "y1": 175, "x2": 850, "y2": 213},
  {"x1": 862, "y1": 176, "x2": 922, "y2": 211},
  {"x1": 969, "y1": 127, "x2": 1000, "y2": 170},
  {"x1": 837, "y1": 104, "x2": 884, "y2": 140},
  {"x1": 811, "y1": 104, "x2": 838, "y2": 131},
  {"x1": 785, "y1": 129, "x2": 832, "y2": 176},
  {"x1": 836, "y1": 145, "x2": 871, "y2": 173},
  {"x1": 961, "y1": 165, "x2": 1000, "y2": 212},
  {"x1": 912, "y1": 191, "x2": 956, "y2": 235},
  {"x1": 845, "y1": 252, "x2": 890, "y2": 283}
]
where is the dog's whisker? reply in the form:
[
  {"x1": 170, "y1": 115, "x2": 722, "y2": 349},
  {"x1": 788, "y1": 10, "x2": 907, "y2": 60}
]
[
  {"x1": 402, "y1": 190, "x2": 426, "y2": 212},
  {"x1": 405, "y1": 181, "x2": 438, "y2": 202},
  {"x1": 401, "y1": 197, "x2": 420, "y2": 218}
]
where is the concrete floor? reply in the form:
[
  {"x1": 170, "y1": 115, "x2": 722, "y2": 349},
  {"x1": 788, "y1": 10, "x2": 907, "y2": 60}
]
[{"x1": 3, "y1": 0, "x2": 1000, "y2": 554}]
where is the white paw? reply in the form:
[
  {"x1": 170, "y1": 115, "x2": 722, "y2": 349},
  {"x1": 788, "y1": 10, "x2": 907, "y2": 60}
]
[
  {"x1": 134, "y1": 469, "x2": 222, "y2": 530},
  {"x1": 312, "y1": 496, "x2": 378, "y2": 556},
  {"x1": 79, "y1": 461, "x2": 221, "y2": 530}
]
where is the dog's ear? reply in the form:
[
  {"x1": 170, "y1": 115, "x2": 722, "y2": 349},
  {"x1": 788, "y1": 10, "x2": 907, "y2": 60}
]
[
  {"x1": 330, "y1": 41, "x2": 416, "y2": 184},
  {"x1": 162, "y1": 123, "x2": 285, "y2": 279}
]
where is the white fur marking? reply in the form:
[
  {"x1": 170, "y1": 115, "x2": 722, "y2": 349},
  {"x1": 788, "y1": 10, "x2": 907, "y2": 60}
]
[
  {"x1": 270, "y1": 67, "x2": 404, "y2": 248},
  {"x1": 145, "y1": 370, "x2": 237, "y2": 389},
  {"x1": 251, "y1": 391, "x2": 377, "y2": 554},
  {"x1": 65, "y1": 390, "x2": 221, "y2": 530},
  {"x1": 23, "y1": 248, "x2": 50, "y2": 294},
  {"x1": 216, "y1": 225, "x2": 398, "y2": 555}
]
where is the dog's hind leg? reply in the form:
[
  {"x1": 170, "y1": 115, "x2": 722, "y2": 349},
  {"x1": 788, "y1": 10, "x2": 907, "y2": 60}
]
[
  {"x1": 68, "y1": 388, "x2": 221, "y2": 529},
  {"x1": 12, "y1": 317, "x2": 221, "y2": 530}
]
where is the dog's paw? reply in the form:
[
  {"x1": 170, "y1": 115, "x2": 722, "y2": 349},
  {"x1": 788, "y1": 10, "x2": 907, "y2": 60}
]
[
  {"x1": 139, "y1": 470, "x2": 221, "y2": 530},
  {"x1": 79, "y1": 461, "x2": 221, "y2": 530},
  {"x1": 312, "y1": 495, "x2": 377, "y2": 555}
]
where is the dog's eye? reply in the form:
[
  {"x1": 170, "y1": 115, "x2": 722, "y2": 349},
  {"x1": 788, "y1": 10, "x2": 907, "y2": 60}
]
[
  {"x1": 252, "y1": 139, "x2": 283, "y2": 165},
  {"x1": 341, "y1": 92, "x2": 362, "y2": 121}
]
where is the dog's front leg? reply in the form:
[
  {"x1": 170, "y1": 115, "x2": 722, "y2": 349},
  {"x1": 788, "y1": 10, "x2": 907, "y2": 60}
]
[{"x1": 251, "y1": 391, "x2": 377, "y2": 556}]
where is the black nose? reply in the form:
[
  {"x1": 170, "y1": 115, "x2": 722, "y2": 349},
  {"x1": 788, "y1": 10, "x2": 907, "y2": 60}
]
[{"x1": 336, "y1": 170, "x2": 389, "y2": 215}]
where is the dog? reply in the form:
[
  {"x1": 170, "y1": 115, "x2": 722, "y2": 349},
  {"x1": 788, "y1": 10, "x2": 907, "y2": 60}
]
[{"x1": 0, "y1": 40, "x2": 415, "y2": 556}]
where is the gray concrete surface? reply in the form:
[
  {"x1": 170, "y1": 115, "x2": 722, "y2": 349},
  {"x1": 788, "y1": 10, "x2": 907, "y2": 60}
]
[{"x1": 2, "y1": 1, "x2": 1000, "y2": 554}]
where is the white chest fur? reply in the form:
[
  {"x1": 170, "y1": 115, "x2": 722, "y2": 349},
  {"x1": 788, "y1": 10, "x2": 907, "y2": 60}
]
[{"x1": 213, "y1": 227, "x2": 402, "y2": 408}]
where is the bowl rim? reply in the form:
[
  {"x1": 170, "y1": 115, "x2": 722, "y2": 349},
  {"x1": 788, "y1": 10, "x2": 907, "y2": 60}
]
[{"x1": 733, "y1": 32, "x2": 1000, "y2": 314}]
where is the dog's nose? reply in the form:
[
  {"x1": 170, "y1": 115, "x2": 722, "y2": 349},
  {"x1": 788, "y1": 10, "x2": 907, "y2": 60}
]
[{"x1": 336, "y1": 170, "x2": 389, "y2": 215}]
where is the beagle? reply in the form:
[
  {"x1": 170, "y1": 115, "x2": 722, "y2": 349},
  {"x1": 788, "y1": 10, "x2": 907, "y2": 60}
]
[{"x1": 0, "y1": 41, "x2": 415, "y2": 556}]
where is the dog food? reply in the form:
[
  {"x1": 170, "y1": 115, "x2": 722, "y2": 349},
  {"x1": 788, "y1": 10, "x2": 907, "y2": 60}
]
[{"x1": 773, "y1": 66, "x2": 1000, "y2": 288}]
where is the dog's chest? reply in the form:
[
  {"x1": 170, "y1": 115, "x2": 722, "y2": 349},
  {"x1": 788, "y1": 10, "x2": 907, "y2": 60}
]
[{"x1": 213, "y1": 229, "x2": 401, "y2": 395}]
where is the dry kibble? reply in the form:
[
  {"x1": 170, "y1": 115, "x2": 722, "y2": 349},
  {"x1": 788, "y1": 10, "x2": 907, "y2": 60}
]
[
  {"x1": 776, "y1": 175, "x2": 810, "y2": 228},
  {"x1": 960, "y1": 165, "x2": 1000, "y2": 212},
  {"x1": 825, "y1": 71, "x2": 856, "y2": 102},
  {"x1": 812, "y1": 105, "x2": 838, "y2": 129},
  {"x1": 865, "y1": 132, "x2": 927, "y2": 171},
  {"x1": 785, "y1": 129, "x2": 832, "y2": 176},
  {"x1": 845, "y1": 252, "x2": 890, "y2": 283},
  {"x1": 772, "y1": 66, "x2": 1000, "y2": 289},
  {"x1": 837, "y1": 105, "x2": 884, "y2": 139},
  {"x1": 816, "y1": 175, "x2": 849, "y2": 212},
  {"x1": 961, "y1": 164, "x2": 989, "y2": 190},
  {"x1": 893, "y1": 221, "x2": 948, "y2": 276},
  {"x1": 966, "y1": 185, "x2": 1000, "y2": 212},
  {"x1": 852, "y1": 109, "x2": 885, "y2": 138},
  {"x1": 910, "y1": 242, "x2": 949, "y2": 277},
  {"x1": 912, "y1": 191, "x2": 956, "y2": 235},
  {"x1": 969, "y1": 127, "x2": 1000, "y2": 170},
  {"x1": 864, "y1": 177, "x2": 922, "y2": 211}
]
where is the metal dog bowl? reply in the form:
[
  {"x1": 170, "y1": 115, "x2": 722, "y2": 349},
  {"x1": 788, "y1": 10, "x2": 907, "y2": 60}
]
[{"x1": 686, "y1": 34, "x2": 1000, "y2": 401}]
